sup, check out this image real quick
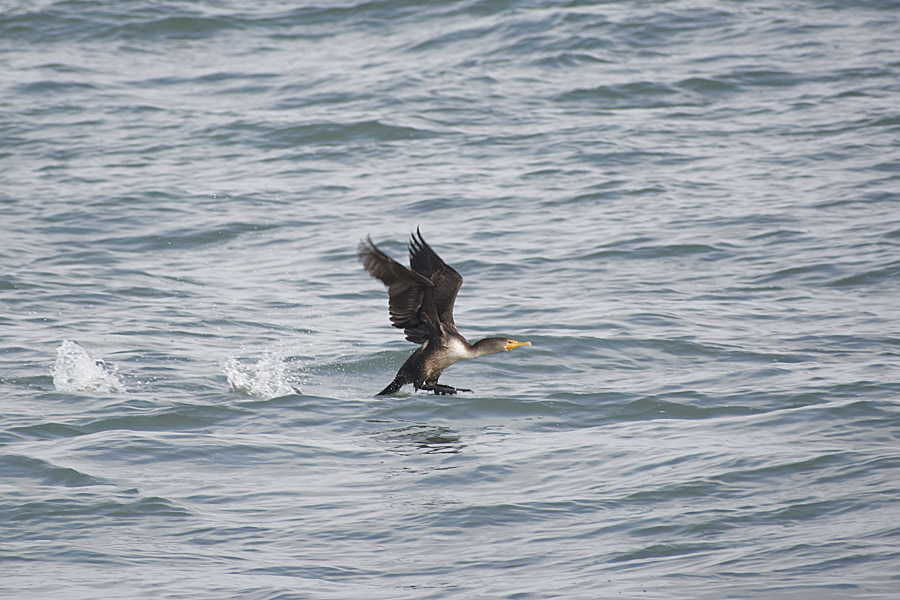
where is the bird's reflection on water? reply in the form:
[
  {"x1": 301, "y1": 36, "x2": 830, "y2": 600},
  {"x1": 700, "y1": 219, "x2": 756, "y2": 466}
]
[{"x1": 366, "y1": 422, "x2": 464, "y2": 454}]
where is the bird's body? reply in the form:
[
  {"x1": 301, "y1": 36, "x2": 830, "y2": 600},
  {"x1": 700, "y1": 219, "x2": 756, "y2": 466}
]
[{"x1": 359, "y1": 230, "x2": 530, "y2": 395}]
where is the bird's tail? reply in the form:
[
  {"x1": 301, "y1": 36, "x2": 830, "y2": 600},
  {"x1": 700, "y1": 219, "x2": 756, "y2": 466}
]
[{"x1": 376, "y1": 377, "x2": 405, "y2": 396}]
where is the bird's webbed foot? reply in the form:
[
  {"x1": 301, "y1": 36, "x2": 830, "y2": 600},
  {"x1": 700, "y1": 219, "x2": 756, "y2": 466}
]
[
  {"x1": 419, "y1": 383, "x2": 472, "y2": 395},
  {"x1": 432, "y1": 384, "x2": 459, "y2": 395}
]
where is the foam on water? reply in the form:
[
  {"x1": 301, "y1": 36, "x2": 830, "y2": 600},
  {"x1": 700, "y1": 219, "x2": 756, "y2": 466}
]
[
  {"x1": 222, "y1": 349, "x2": 297, "y2": 398},
  {"x1": 52, "y1": 340, "x2": 125, "y2": 394}
]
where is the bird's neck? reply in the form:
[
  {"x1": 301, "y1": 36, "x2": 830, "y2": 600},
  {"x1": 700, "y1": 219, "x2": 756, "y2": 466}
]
[{"x1": 470, "y1": 337, "x2": 504, "y2": 358}]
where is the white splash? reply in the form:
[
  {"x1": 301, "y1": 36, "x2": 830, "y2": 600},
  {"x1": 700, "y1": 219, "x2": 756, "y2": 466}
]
[
  {"x1": 223, "y1": 350, "x2": 296, "y2": 398},
  {"x1": 53, "y1": 340, "x2": 126, "y2": 393}
]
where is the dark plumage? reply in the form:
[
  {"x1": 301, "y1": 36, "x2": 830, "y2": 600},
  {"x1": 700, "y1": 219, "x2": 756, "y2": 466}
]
[{"x1": 359, "y1": 229, "x2": 531, "y2": 395}]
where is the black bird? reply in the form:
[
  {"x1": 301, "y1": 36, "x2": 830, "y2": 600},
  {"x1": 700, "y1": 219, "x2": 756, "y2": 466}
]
[{"x1": 359, "y1": 229, "x2": 531, "y2": 395}]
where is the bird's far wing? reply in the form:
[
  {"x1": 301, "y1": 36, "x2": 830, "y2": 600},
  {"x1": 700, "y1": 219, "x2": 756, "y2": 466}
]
[
  {"x1": 359, "y1": 236, "x2": 435, "y2": 344},
  {"x1": 408, "y1": 229, "x2": 463, "y2": 327}
]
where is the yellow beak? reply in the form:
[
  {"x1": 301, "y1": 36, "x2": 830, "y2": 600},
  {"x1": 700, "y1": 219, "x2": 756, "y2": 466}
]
[{"x1": 505, "y1": 340, "x2": 532, "y2": 351}]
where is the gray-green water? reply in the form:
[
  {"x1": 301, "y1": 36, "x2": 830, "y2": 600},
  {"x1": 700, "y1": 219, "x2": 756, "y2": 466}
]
[{"x1": 2, "y1": 1, "x2": 900, "y2": 598}]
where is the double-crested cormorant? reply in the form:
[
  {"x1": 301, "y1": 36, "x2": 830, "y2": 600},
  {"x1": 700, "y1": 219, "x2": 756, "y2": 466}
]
[{"x1": 359, "y1": 229, "x2": 531, "y2": 396}]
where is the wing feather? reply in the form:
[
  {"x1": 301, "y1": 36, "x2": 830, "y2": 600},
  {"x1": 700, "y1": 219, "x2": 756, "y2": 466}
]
[
  {"x1": 358, "y1": 236, "x2": 434, "y2": 343},
  {"x1": 408, "y1": 228, "x2": 463, "y2": 328},
  {"x1": 359, "y1": 231, "x2": 464, "y2": 345}
]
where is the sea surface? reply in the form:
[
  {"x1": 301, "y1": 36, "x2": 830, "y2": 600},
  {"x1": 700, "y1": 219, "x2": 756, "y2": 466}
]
[{"x1": 2, "y1": 1, "x2": 900, "y2": 598}]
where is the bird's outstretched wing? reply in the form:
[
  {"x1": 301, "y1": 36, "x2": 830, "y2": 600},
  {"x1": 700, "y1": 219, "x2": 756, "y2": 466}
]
[
  {"x1": 408, "y1": 228, "x2": 463, "y2": 328},
  {"x1": 358, "y1": 235, "x2": 435, "y2": 344}
]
